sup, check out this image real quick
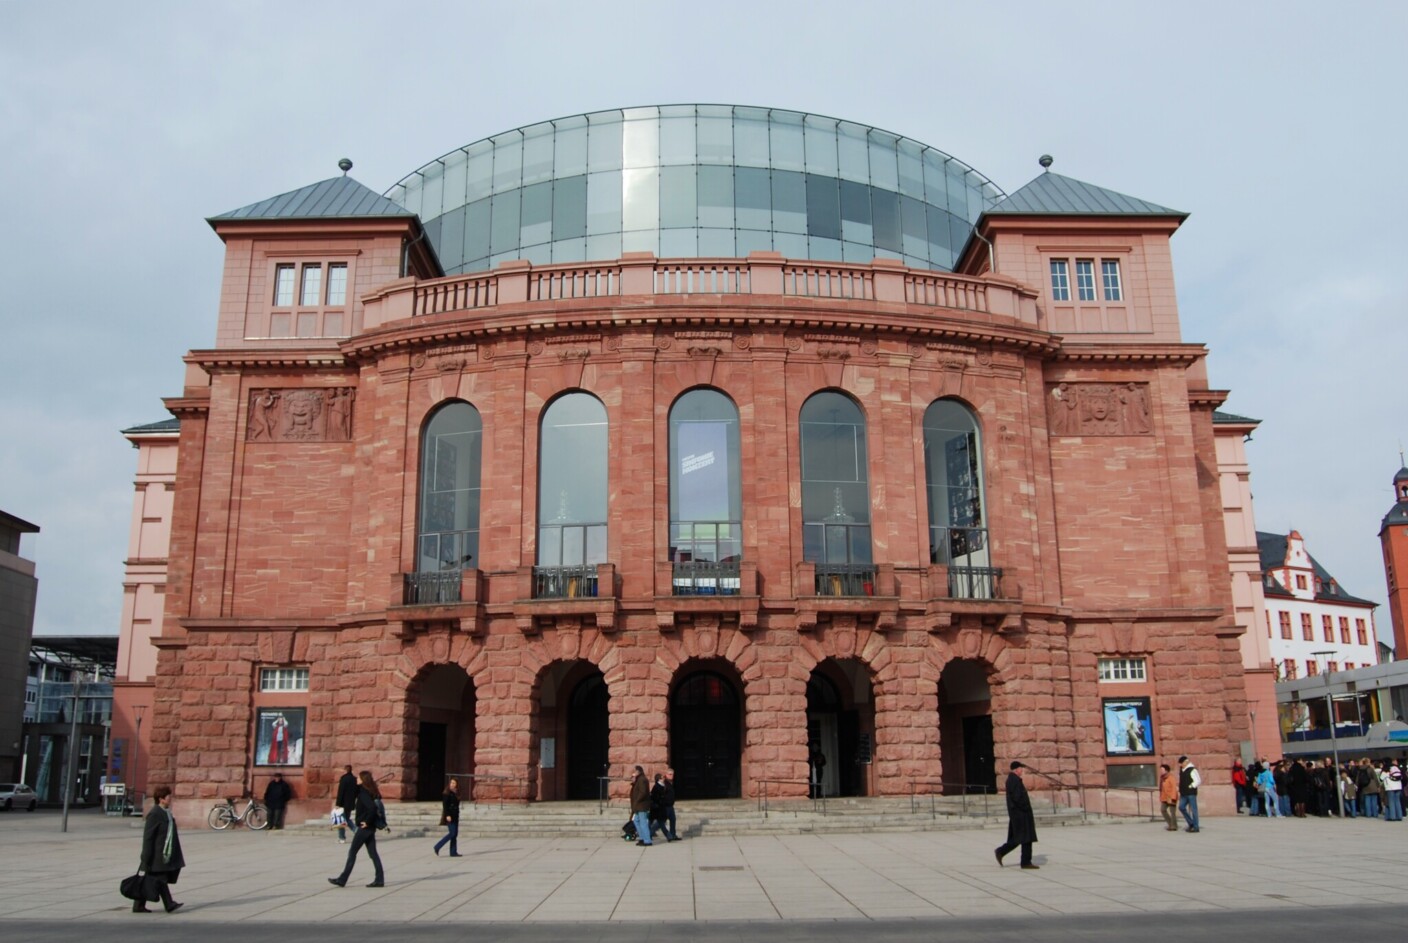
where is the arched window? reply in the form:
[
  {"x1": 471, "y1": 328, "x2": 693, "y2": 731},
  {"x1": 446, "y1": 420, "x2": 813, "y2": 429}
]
[
  {"x1": 669, "y1": 389, "x2": 742, "y2": 595},
  {"x1": 417, "y1": 401, "x2": 482, "y2": 574},
  {"x1": 923, "y1": 400, "x2": 992, "y2": 596},
  {"x1": 536, "y1": 392, "x2": 608, "y2": 595},
  {"x1": 800, "y1": 391, "x2": 872, "y2": 593}
]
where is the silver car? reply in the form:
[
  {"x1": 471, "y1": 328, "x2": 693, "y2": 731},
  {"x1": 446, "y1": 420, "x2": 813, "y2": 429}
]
[{"x1": 0, "y1": 784, "x2": 38, "y2": 811}]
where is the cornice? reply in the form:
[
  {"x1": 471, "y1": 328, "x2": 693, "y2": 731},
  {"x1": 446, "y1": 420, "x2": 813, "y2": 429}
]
[
  {"x1": 1051, "y1": 343, "x2": 1207, "y2": 365},
  {"x1": 184, "y1": 349, "x2": 350, "y2": 369},
  {"x1": 162, "y1": 396, "x2": 209, "y2": 417},
  {"x1": 1188, "y1": 389, "x2": 1230, "y2": 408}
]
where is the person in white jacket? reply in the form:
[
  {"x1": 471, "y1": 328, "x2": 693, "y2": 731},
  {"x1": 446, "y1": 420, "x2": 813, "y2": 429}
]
[{"x1": 1382, "y1": 761, "x2": 1403, "y2": 821}]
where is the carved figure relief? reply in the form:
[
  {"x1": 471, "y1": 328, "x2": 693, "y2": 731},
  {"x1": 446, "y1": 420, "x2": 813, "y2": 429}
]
[
  {"x1": 1048, "y1": 382, "x2": 1152, "y2": 436},
  {"x1": 247, "y1": 388, "x2": 355, "y2": 442}
]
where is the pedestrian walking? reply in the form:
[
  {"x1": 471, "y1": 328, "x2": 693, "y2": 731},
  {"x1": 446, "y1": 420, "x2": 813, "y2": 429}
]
[
  {"x1": 629, "y1": 766, "x2": 653, "y2": 847},
  {"x1": 335, "y1": 764, "x2": 358, "y2": 844},
  {"x1": 134, "y1": 786, "x2": 184, "y2": 914},
  {"x1": 1177, "y1": 756, "x2": 1201, "y2": 832},
  {"x1": 994, "y1": 761, "x2": 1039, "y2": 869},
  {"x1": 328, "y1": 770, "x2": 385, "y2": 888},
  {"x1": 263, "y1": 772, "x2": 292, "y2": 830},
  {"x1": 433, "y1": 778, "x2": 462, "y2": 856},
  {"x1": 658, "y1": 768, "x2": 680, "y2": 842},
  {"x1": 1159, "y1": 763, "x2": 1179, "y2": 831}
]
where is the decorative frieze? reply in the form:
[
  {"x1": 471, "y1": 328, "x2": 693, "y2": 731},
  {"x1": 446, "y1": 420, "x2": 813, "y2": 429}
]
[
  {"x1": 1047, "y1": 382, "x2": 1152, "y2": 436},
  {"x1": 246, "y1": 388, "x2": 355, "y2": 442}
]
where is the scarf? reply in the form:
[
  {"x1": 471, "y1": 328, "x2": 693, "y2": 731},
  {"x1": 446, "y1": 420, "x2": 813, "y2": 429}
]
[{"x1": 161, "y1": 807, "x2": 176, "y2": 864}]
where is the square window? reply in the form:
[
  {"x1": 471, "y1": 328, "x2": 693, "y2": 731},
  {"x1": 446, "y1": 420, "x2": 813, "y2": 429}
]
[
  {"x1": 1101, "y1": 259, "x2": 1122, "y2": 301},
  {"x1": 1049, "y1": 260, "x2": 1069, "y2": 301},
  {"x1": 1075, "y1": 259, "x2": 1095, "y2": 301}
]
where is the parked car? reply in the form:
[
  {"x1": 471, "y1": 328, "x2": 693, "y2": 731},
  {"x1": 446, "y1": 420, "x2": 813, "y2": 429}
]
[{"x1": 0, "y1": 784, "x2": 38, "y2": 811}]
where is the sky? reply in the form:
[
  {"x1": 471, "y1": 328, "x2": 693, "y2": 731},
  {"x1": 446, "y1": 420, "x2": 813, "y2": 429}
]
[{"x1": 2, "y1": 0, "x2": 1405, "y2": 640}]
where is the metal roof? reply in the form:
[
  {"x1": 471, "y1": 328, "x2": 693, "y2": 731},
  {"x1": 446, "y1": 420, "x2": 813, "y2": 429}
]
[
  {"x1": 31, "y1": 635, "x2": 118, "y2": 672},
  {"x1": 210, "y1": 174, "x2": 415, "y2": 223},
  {"x1": 0, "y1": 510, "x2": 39, "y2": 533},
  {"x1": 987, "y1": 170, "x2": 1186, "y2": 218},
  {"x1": 122, "y1": 418, "x2": 179, "y2": 435},
  {"x1": 1213, "y1": 410, "x2": 1261, "y2": 425}
]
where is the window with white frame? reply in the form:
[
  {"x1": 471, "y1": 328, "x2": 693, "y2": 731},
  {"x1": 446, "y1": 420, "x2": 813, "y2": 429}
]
[
  {"x1": 1100, "y1": 259, "x2": 1122, "y2": 300},
  {"x1": 1074, "y1": 259, "x2": 1096, "y2": 301},
  {"x1": 1098, "y1": 657, "x2": 1147, "y2": 682},
  {"x1": 259, "y1": 667, "x2": 310, "y2": 692},
  {"x1": 1049, "y1": 260, "x2": 1070, "y2": 301},
  {"x1": 267, "y1": 260, "x2": 351, "y2": 338}
]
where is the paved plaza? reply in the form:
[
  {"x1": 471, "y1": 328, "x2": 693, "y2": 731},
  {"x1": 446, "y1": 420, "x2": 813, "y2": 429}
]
[{"x1": 1, "y1": 807, "x2": 1404, "y2": 941}]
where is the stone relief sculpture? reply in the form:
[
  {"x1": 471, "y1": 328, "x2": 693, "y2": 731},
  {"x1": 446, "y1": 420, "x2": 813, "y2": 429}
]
[
  {"x1": 247, "y1": 388, "x2": 355, "y2": 442},
  {"x1": 1048, "y1": 382, "x2": 1152, "y2": 436}
]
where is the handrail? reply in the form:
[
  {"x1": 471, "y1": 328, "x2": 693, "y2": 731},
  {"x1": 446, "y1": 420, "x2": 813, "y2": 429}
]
[
  {"x1": 754, "y1": 778, "x2": 825, "y2": 817},
  {"x1": 906, "y1": 777, "x2": 1159, "y2": 822},
  {"x1": 445, "y1": 771, "x2": 528, "y2": 809}
]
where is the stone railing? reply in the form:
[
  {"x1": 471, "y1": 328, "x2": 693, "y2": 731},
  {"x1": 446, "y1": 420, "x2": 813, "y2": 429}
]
[{"x1": 376, "y1": 253, "x2": 1037, "y2": 329}]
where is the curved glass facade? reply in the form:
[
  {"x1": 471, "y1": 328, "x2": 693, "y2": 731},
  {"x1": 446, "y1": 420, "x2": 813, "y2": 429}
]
[{"x1": 387, "y1": 105, "x2": 1004, "y2": 275}]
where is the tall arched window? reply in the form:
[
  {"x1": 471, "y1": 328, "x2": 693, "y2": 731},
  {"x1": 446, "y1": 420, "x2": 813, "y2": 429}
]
[
  {"x1": 669, "y1": 389, "x2": 742, "y2": 595},
  {"x1": 417, "y1": 401, "x2": 483, "y2": 574},
  {"x1": 537, "y1": 392, "x2": 608, "y2": 595},
  {"x1": 923, "y1": 399, "x2": 992, "y2": 596},
  {"x1": 800, "y1": 391, "x2": 872, "y2": 593}
]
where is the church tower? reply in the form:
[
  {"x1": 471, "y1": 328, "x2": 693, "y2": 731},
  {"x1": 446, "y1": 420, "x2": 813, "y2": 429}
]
[{"x1": 1380, "y1": 466, "x2": 1408, "y2": 659}]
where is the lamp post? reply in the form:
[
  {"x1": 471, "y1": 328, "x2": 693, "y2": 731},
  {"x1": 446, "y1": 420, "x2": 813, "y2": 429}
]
[
  {"x1": 131, "y1": 704, "x2": 147, "y2": 813},
  {"x1": 60, "y1": 674, "x2": 84, "y2": 833},
  {"x1": 1311, "y1": 650, "x2": 1343, "y2": 816}
]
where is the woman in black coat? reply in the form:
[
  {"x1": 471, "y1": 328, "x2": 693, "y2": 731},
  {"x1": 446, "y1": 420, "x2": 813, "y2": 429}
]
[
  {"x1": 433, "y1": 778, "x2": 461, "y2": 857},
  {"x1": 328, "y1": 771, "x2": 385, "y2": 887},
  {"x1": 135, "y1": 786, "x2": 185, "y2": 913}
]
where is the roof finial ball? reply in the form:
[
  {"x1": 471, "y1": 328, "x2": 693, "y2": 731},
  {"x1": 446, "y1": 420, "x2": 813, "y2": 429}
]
[
  {"x1": 338, "y1": 158, "x2": 353, "y2": 175},
  {"x1": 1038, "y1": 154, "x2": 1053, "y2": 171}
]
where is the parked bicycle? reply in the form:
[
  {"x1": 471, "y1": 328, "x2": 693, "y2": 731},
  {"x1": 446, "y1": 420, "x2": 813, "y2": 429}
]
[{"x1": 208, "y1": 795, "x2": 270, "y2": 830}]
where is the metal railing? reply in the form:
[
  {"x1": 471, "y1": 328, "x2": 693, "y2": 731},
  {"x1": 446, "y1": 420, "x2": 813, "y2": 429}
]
[
  {"x1": 755, "y1": 778, "x2": 826, "y2": 817},
  {"x1": 403, "y1": 571, "x2": 462, "y2": 605},
  {"x1": 533, "y1": 565, "x2": 600, "y2": 599},
  {"x1": 671, "y1": 561, "x2": 742, "y2": 596},
  {"x1": 907, "y1": 776, "x2": 1160, "y2": 823},
  {"x1": 949, "y1": 566, "x2": 1003, "y2": 599},
  {"x1": 813, "y1": 563, "x2": 878, "y2": 597},
  {"x1": 445, "y1": 771, "x2": 530, "y2": 809}
]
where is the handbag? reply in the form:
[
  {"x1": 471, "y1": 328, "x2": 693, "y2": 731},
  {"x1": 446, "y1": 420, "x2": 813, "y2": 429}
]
[{"x1": 119, "y1": 873, "x2": 146, "y2": 901}]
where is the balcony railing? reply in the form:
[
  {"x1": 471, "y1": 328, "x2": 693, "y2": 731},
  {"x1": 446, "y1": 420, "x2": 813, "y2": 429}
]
[
  {"x1": 813, "y1": 563, "x2": 879, "y2": 597},
  {"x1": 403, "y1": 571, "x2": 463, "y2": 605},
  {"x1": 533, "y1": 565, "x2": 600, "y2": 599},
  {"x1": 948, "y1": 566, "x2": 1003, "y2": 600},
  {"x1": 671, "y1": 561, "x2": 742, "y2": 596}
]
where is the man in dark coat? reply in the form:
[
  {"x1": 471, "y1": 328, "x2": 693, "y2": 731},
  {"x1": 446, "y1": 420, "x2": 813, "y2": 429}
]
[
  {"x1": 335, "y1": 765, "x2": 358, "y2": 844},
  {"x1": 263, "y1": 772, "x2": 293, "y2": 830},
  {"x1": 135, "y1": 785, "x2": 184, "y2": 913},
  {"x1": 629, "y1": 766, "x2": 653, "y2": 847},
  {"x1": 994, "y1": 761, "x2": 1038, "y2": 870}
]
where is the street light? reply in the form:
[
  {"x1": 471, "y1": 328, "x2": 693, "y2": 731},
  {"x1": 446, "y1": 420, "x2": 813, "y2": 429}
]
[{"x1": 1311, "y1": 650, "x2": 1344, "y2": 816}]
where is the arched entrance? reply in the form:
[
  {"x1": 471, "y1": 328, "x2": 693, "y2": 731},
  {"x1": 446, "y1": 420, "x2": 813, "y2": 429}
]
[
  {"x1": 806, "y1": 659, "x2": 875, "y2": 797},
  {"x1": 534, "y1": 661, "x2": 609, "y2": 801},
  {"x1": 938, "y1": 658, "x2": 994, "y2": 794},
  {"x1": 410, "y1": 664, "x2": 476, "y2": 801},
  {"x1": 670, "y1": 666, "x2": 742, "y2": 799}
]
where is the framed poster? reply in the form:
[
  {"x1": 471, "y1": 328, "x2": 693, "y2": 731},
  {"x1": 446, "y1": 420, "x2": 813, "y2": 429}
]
[
  {"x1": 1103, "y1": 698, "x2": 1154, "y2": 756},
  {"x1": 254, "y1": 708, "x2": 306, "y2": 767}
]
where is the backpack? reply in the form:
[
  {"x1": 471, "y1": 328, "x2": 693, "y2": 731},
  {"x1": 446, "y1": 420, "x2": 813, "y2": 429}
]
[{"x1": 373, "y1": 798, "x2": 389, "y2": 831}]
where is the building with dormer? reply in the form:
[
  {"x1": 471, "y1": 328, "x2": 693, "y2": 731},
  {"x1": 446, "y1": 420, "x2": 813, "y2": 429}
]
[
  {"x1": 127, "y1": 106, "x2": 1252, "y2": 822},
  {"x1": 1259, "y1": 530, "x2": 1379, "y2": 680}
]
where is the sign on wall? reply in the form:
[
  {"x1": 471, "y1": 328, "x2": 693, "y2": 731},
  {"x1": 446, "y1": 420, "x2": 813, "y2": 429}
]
[
  {"x1": 255, "y1": 708, "x2": 306, "y2": 767},
  {"x1": 1102, "y1": 697, "x2": 1154, "y2": 756}
]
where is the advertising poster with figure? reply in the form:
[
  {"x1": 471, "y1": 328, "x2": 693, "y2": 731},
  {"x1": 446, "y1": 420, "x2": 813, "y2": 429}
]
[
  {"x1": 255, "y1": 708, "x2": 306, "y2": 766},
  {"x1": 1103, "y1": 698, "x2": 1154, "y2": 756}
]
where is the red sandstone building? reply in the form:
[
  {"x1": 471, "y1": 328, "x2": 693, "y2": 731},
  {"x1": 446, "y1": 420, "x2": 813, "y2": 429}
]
[{"x1": 122, "y1": 107, "x2": 1251, "y2": 820}]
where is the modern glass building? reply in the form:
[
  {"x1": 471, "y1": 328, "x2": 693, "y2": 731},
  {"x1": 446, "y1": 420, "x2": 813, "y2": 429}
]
[{"x1": 386, "y1": 105, "x2": 1004, "y2": 275}]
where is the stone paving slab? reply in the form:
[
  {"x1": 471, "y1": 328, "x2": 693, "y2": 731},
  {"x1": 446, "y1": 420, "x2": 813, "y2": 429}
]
[{"x1": 2, "y1": 808, "x2": 1406, "y2": 925}]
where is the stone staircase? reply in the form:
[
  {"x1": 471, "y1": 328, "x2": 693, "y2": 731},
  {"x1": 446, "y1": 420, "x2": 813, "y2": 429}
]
[{"x1": 294, "y1": 795, "x2": 1107, "y2": 840}]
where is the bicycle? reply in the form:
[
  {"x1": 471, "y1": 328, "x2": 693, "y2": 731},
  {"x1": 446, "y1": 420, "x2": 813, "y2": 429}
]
[{"x1": 208, "y1": 795, "x2": 270, "y2": 830}]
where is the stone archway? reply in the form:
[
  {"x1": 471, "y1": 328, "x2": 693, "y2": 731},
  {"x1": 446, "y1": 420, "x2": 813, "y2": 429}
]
[
  {"x1": 669, "y1": 660, "x2": 744, "y2": 799},
  {"x1": 938, "y1": 658, "x2": 995, "y2": 795},
  {"x1": 533, "y1": 659, "x2": 610, "y2": 801},
  {"x1": 407, "y1": 663, "x2": 477, "y2": 801},
  {"x1": 806, "y1": 658, "x2": 876, "y2": 797}
]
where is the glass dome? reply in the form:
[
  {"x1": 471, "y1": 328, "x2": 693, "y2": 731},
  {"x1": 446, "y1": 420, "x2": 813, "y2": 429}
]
[{"x1": 386, "y1": 105, "x2": 1004, "y2": 275}]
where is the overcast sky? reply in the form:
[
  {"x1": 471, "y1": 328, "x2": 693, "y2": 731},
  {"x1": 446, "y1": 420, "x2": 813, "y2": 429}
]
[{"x1": 3, "y1": 0, "x2": 1405, "y2": 640}]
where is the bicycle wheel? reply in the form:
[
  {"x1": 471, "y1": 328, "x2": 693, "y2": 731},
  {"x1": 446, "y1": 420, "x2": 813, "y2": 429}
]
[
  {"x1": 246, "y1": 803, "x2": 270, "y2": 830},
  {"x1": 208, "y1": 805, "x2": 235, "y2": 830}
]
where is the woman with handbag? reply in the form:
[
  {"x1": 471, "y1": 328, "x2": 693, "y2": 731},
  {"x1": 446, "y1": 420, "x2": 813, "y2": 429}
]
[
  {"x1": 134, "y1": 786, "x2": 184, "y2": 914},
  {"x1": 328, "y1": 770, "x2": 386, "y2": 887}
]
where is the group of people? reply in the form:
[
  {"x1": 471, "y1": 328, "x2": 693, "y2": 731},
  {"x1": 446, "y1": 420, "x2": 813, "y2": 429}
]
[
  {"x1": 628, "y1": 765, "x2": 680, "y2": 845},
  {"x1": 1157, "y1": 756, "x2": 1204, "y2": 833},
  {"x1": 1229, "y1": 755, "x2": 1404, "y2": 820}
]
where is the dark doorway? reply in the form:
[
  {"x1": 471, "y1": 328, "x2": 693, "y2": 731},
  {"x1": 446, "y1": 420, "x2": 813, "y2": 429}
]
[
  {"x1": 670, "y1": 671, "x2": 741, "y2": 799},
  {"x1": 417, "y1": 723, "x2": 447, "y2": 800},
  {"x1": 567, "y1": 673, "x2": 610, "y2": 799},
  {"x1": 962, "y1": 714, "x2": 996, "y2": 794},
  {"x1": 806, "y1": 668, "x2": 870, "y2": 797}
]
